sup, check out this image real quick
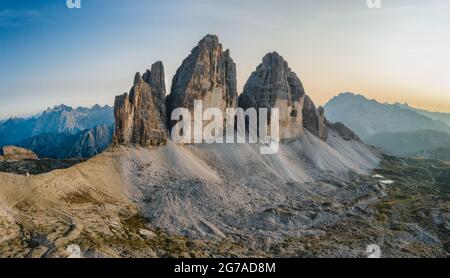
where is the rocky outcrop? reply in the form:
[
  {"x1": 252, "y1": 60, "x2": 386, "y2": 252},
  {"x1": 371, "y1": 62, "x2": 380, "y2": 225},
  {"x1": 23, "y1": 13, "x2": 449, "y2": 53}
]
[
  {"x1": 114, "y1": 62, "x2": 168, "y2": 147},
  {"x1": 0, "y1": 155, "x2": 3, "y2": 161},
  {"x1": 302, "y1": 95, "x2": 328, "y2": 141},
  {"x1": 239, "y1": 52, "x2": 305, "y2": 139},
  {"x1": 326, "y1": 121, "x2": 360, "y2": 141},
  {"x1": 143, "y1": 61, "x2": 167, "y2": 127},
  {"x1": 166, "y1": 35, "x2": 238, "y2": 131},
  {"x1": 1, "y1": 146, "x2": 38, "y2": 161}
]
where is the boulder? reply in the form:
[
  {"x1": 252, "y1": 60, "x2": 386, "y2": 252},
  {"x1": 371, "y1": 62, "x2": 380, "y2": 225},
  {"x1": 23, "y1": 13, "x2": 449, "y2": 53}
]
[{"x1": 239, "y1": 52, "x2": 305, "y2": 139}]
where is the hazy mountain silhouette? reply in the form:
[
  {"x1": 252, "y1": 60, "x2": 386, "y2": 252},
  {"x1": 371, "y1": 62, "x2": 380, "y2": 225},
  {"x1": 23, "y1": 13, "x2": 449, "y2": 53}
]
[
  {"x1": 409, "y1": 147, "x2": 450, "y2": 162},
  {"x1": 394, "y1": 103, "x2": 450, "y2": 126},
  {"x1": 365, "y1": 129, "x2": 450, "y2": 156},
  {"x1": 324, "y1": 93, "x2": 450, "y2": 139}
]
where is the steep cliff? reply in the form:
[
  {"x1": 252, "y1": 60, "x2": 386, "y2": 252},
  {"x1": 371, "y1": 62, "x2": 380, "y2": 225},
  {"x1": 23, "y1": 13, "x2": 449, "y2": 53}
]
[
  {"x1": 114, "y1": 62, "x2": 168, "y2": 147},
  {"x1": 166, "y1": 35, "x2": 238, "y2": 134}
]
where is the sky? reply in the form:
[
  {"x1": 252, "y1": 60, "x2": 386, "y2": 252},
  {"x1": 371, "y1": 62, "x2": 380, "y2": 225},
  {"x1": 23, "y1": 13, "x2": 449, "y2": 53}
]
[{"x1": 1, "y1": 0, "x2": 450, "y2": 119}]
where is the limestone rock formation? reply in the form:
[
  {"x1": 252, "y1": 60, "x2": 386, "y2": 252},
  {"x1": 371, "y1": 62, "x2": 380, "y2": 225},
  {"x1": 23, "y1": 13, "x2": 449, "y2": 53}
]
[
  {"x1": 114, "y1": 62, "x2": 168, "y2": 147},
  {"x1": 239, "y1": 52, "x2": 305, "y2": 139},
  {"x1": 143, "y1": 61, "x2": 167, "y2": 127},
  {"x1": 302, "y1": 95, "x2": 328, "y2": 141},
  {"x1": 166, "y1": 34, "x2": 238, "y2": 131},
  {"x1": 1, "y1": 146, "x2": 38, "y2": 161}
]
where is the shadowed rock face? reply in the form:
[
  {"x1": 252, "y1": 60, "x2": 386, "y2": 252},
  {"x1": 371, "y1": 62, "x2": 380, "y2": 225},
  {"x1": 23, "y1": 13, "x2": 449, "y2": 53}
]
[
  {"x1": 17, "y1": 125, "x2": 113, "y2": 159},
  {"x1": 326, "y1": 121, "x2": 360, "y2": 141},
  {"x1": 302, "y1": 95, "x2": 328, "y2": 141},
  {"x1": 114, "y1": 62, "x2": 168, "y2": 147},
  {"x1": 166, "y1": 35, "x2": 238, "y2": 131},
  {"x1": 67, "y1": 125, "x2": 114, "y2": 158},
  {"x1": 239, "y1": 52, "x2": 306, "y2": 139}
]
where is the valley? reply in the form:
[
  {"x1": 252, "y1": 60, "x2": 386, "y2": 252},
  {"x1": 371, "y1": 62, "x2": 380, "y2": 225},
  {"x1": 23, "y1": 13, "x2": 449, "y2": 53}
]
[{"x1": 0, "y1": 145, "x2": 448, "y2": 258}]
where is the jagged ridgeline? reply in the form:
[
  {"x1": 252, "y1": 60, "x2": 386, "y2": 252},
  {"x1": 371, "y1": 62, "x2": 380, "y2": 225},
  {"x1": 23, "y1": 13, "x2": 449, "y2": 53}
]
[
  {"x1": 0, "y1": 105, "x2": 114, "y2": 160},
  {"x1": 113, "y1": 35, "x2": 332, "y2": 146}
]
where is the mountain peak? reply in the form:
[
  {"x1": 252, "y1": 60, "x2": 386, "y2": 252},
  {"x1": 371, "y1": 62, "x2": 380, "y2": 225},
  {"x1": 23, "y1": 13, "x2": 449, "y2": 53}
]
[
  {"x1": 199, "y1": 34, "x2": 220, "y2": 45},
  {"x1": 133, "y1": 72, "x2": 144, "y2": 86},
  {"x1": 166, "y1": 34, "x2": 238, "y2": 132},
  {"x1": 239, "y1": 52, "x2": 314, "y2": 140},
  {"x1": 262, "y1": 51, "x2": 284, "y2": 62},
  {"x1": 114, "y1": 62, "x2": 168, "y2": 147},
  {"x1": 46, "y1": 104, "x2": 73, "y2": 113}
]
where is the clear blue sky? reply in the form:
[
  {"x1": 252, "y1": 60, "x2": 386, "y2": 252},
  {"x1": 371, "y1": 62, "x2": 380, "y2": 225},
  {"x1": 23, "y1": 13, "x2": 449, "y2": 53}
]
[{"x1": 1, "y1": 0, "x2": 449, "y2": 119}]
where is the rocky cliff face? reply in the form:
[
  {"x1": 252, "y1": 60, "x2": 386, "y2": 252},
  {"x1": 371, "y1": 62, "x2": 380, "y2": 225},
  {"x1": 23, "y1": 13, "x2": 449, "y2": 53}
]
[
  {"x1": 302, "y1": 95, "x2": 328, "y2": 141},
  {"x1": 166, "y1": 35, "x2": 238, "y2": 132},
  {"x1": 143, "y1": 61, "x2": 167, "y2": 127},
  {"x1": 114, "y1": 62, "x2": 168, "y2": 147},
  {"x1": 67, "y1": 125, "x2": 113, "y2": 158},
  {"x1": 1, "y1": 146, "x2": 38, "y2": 161},
  {"x1": 326, "y1": 121, "x2": 360, "y2": 141},
  {"x1": 239, "y1": 52, "x2": 306, "y2": 140}
]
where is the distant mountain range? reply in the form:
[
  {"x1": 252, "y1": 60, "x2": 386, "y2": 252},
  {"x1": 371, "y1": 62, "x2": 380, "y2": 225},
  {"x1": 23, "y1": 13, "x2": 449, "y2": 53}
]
[
  {"x1": 395, "y1": 103, "x2": 450, "y2": 126},
  {"x1": 17, "y1": 124, "x2": 113, "y2": 159},
  {"x1": 324, "y1": 93, "x2": 450, "y2": 139},
  {"x1": 324, "y1": 93, "x2": 450, "y2": 162},
  {"x1": 365, "y1": 129, "x2": 450, "y2": 157},
  {"x1": 409, "y1": 148, "x2": 450, "y2": 162},
  {"x1": 0, "y1": 105, "x2": 114, "y2": 159}
]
